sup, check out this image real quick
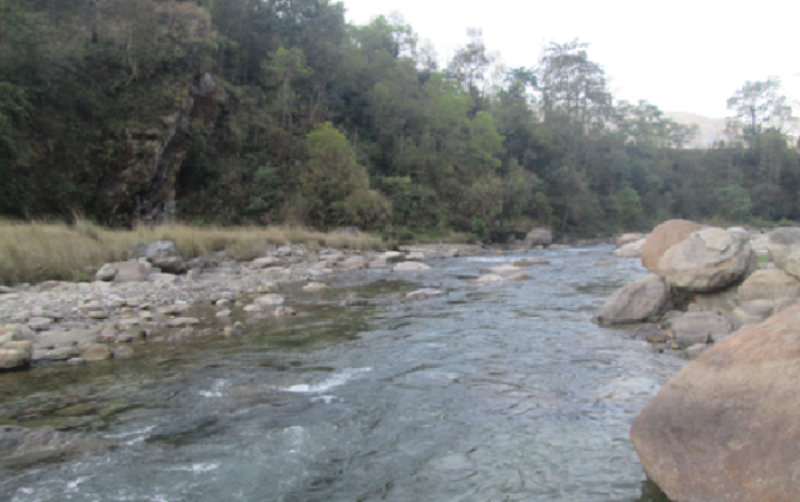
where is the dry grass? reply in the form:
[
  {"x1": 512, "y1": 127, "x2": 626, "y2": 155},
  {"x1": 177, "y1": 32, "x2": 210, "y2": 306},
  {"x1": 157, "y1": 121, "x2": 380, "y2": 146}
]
[{"x1": 0, "y1": 220, "x2": 384, "y2": 286}]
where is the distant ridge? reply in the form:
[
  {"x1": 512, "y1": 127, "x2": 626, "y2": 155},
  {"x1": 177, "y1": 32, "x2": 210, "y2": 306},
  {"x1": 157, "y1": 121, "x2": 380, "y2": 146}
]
[{"x1": 664, "y1": 112, "x2": 727, "y2": 149}]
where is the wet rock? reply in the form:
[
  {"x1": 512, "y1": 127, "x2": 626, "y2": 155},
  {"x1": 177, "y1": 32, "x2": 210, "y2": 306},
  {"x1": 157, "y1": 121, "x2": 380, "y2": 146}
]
[
  {"x1": 480, "y1": 264, "x2": 519, "y2": 274},
  {"x1": 641, "y1": 219, "x2": 707, "y2": 273},
  {"x1": 617, "y1": 233, "x2": 647, "y2": 248},
  {"x1": 614, "y1": 238, "x2": 646, "y2": 258},
  {"x1": 112, "y1": 346, "x2": 134, "y2": 359},
  {"x1": 514, "y1": 258, "x2": 550, "y2": 267},
  {"x1": 593, "y1": 261, "x2": 616, "y2": 267},
  {"x1": 508, "y1": 273, "x2": 533, "y2": 281},
  {"x1": 664, "y1": 311, "x2": 733, "y2": 348},
  {"x1": 340, "y1": 295, "x2": 370, "y2": 307},
  {"x1": 658, "y1": 228, "x2": 751, "y2": 292},
  {"x1": 0, "y1": 341, "x2": 33, "y2": 369},
  {"x1": 95, "y1": 263, "x2": 118, "y2": 282},
  {"x1": 379, "y1": 251, "x2": 405, "y2": 263},
  {"x1": 215, "y1": 310, "x2": 232, "y2": 318},
  {"x1": 406, "y1": 289, "x2": 443, "y2": 301},
  {"x1": 0, "y1": 426, "x2": 110, "y2": 468},
  {"x1": 135, "y1": 241, "x2": 186, "y2": 274},
  {"x1": 302, "y1": 282, "x2": 327, "y2": 292},
  {"x1": 393, "y1": 262, "x2": 431, "y2": 272},
  {"x1": 472, "y1": 274, "x2": 505, "y2": 284},
  {"x1": 67, "y1": 357, "x2": 86, "y2": 366},
  {"x1": 594, "y1": 274, "x2": 671, "y2": 325},
  {"x1": 82, "y1": 344, "x2": 112, "y2": 361},
  {"x1": 272, "y1": 306, "x2": 295, "y2": 318},
  {"x1": 630, "y1": 303, "x2": 800, "y2": 502},
  {"x1": 243, "y1": 304, "x2": 263, "y2": 313},
  {"x1": 338, "y1": 256, "x2": 368, "y2": 270},
  {"x1": 632, "y1": 325, "x2": 668, "y2": 343},
  {"x1": 166, "y1": 317, "x2": 200, "y2": 328}
]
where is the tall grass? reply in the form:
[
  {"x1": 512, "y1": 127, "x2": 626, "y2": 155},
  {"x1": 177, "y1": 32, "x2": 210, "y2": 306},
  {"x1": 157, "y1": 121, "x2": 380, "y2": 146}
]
[{"x1": 0, "y1": 220, "x2": 383, "y2": 286}]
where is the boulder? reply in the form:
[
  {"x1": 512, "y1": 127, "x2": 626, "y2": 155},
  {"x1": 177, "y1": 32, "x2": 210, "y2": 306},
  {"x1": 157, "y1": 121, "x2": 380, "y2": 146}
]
[
  {"x1": 738, "y1": 268, "x2": 800, "y2": 303},
  {"x1": 254, "y1": 294, "x2": 284, "y2": 306},
  {"x1": 617, "y1": 233, "x2": 647, "y2": 248},
  {"x1": 113, "y1": 261, "x2": 150, "y2": 282},
  {"x1": 657, "y1": 228, "x2": 751, "y2": 292},
  {"x1": 0, "y1": 341, "x2": 33, "y2": 369},
  {"x1": 731, "y1": 300, "x2": 775, "y2": 328},
  {"x1": 302, "y1": 282, "x2": 327, "y2": 292},
  {"x1": 767, "y1": 227, "x2": 800, "y2": 279},
  {"x1": 337, "y1": 256, "x2": 368, "y2": 270},
  {"x1": 613, "y1": 238, "x2": 646, "y2": 258},
  {"x1": 81, "y1": 344, "x2": 112, "y2": 362},
  {"x1": 630, "y1": 303, "x2": 800, "y2": 502},
  {"x1": 393, "y1": 262, "x2": 431, "y2": 272},
  {"x1": 641, "y1": 219, "x2": 707, "y2": 273},
  {"x1": 134, "y1": 241, "x2": 186, "y2": 274},
  {"x1": 379, "y1": 251, "x2": 405, "y2": 263},
  {"x1": 663, "y1": 311, "x2": 734, "y2": 348},
  {"x1": 523, "y1": 228, "x2": 553, "y2": 248},
  {"x1": 95, "y1": 263, "x2": 118, "y2": 282},
  {"x1": 593, "y1": 274, "x2": 671, "y2": 325}
]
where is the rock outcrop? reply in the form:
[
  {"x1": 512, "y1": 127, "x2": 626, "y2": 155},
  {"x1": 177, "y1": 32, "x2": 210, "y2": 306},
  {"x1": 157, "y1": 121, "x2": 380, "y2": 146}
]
[
  {"x1": 641, "y1": 219, "x2": 706, "y2": 273},
  {"x1": 630, "y1": 303, "x2": 800, "y2": 502},
  {"x1": 594, "y1": 274, "x2": 671, "y2": 325},
  {"x1": 657, "y1": 228, "x2": 751, "y2": 292}
]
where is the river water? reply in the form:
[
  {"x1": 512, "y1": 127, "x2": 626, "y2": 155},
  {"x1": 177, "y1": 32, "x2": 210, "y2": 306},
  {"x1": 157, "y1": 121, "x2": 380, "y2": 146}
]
[{"x1": 0, "y1": 246, "x2": 683, "y2": 502}]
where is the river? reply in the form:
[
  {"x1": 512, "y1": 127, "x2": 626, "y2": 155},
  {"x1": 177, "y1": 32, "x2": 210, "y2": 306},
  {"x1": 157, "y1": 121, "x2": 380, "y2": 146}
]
[{"x1": 0, "y1": 245, "x2": 683, "y2": 501}]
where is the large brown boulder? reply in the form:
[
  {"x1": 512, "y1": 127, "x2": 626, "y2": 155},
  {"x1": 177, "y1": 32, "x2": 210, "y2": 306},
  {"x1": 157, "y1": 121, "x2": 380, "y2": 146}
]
[
  {"x1": 630, "y1": 303, "x2": 800, "y2": 502},
  {"x1": 657, "y1": 228, "x2": 751, "y2": 292},
  {"x1": 641, "y1": 219, "x2": 706, "y2": 273},
  {"x1": 593, "y1": 274, "x2": 671, "y2": 325}
]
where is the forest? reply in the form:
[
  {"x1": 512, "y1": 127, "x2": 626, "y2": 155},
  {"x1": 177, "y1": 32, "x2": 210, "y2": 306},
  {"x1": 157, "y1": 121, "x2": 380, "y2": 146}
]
[{"x1": 1, "y1": 0, "x2": 798, "y2": 240}]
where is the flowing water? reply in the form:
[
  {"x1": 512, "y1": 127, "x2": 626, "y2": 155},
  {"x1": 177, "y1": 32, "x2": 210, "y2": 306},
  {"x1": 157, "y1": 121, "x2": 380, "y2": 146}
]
[{"x1": 0, "y1": 246, "x2": 683, "y2": 502}]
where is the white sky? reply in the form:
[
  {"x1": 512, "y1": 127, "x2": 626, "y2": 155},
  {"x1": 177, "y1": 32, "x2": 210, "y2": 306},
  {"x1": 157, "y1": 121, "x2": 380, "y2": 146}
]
[{"x1": 342, "y1": 0, "x2": 799, "y2": 119}]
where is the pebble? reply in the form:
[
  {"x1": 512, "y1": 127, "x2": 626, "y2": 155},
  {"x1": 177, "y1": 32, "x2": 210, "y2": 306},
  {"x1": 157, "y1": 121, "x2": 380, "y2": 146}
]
[{"x1": 87, "y1": 311, "x2": 108, "y2": 320}]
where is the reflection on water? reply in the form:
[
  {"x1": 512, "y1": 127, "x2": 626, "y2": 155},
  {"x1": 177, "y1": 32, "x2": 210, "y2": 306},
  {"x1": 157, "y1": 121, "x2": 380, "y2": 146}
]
[{"x1": 0, "y1": 246, "x2": 680, "y2": 501}]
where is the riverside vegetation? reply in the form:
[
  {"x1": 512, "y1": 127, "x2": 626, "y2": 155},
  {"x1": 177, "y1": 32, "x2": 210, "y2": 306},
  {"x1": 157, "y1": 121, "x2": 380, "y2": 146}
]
[{"x1": 1, "y1": 0, "x2": 799, "y2": 239}]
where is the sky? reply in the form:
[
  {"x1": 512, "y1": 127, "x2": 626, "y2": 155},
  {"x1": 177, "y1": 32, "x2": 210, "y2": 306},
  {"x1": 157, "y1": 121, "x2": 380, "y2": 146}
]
[{"x1": 341, "y1": 0, "x2": 799, "y2": 119}]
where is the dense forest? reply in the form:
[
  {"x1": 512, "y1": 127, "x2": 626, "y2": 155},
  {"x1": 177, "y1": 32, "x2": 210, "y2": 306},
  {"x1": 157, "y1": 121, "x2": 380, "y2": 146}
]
[{"x1": 1, "y1": 0, "x2": 798, "y2": 239}]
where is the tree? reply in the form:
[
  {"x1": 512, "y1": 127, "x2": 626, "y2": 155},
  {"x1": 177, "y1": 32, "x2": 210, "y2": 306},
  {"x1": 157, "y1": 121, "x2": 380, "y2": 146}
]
[{"x1": 727, "y1": 77, "x2": 795, "y2": 140}]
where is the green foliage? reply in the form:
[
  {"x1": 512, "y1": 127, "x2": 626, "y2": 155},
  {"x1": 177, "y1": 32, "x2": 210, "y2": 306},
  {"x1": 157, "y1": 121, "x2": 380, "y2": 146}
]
[
  {"x1": 712, "y1": 185, "x2": 753, "y2": 221},
  {"x1": 615, "y1": 186, "x2": 643, "y2": 230}
]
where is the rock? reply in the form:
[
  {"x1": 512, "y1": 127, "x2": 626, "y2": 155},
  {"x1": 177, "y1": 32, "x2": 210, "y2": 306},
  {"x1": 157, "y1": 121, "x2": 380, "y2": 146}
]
[
  {"x1": 692, "y1": 283, "x2": 741, "y2": 317},
  {"x1": 548, "y1": 244, "x2": 571, "y2": 250},
  {"x1": 0, "y1": 285, "x2": 11, "y2": 294},
  {"x1": 726, "y1": 226, "x2": 751, "y2": 242},
  {"x1": 593, "y1": 261, "x2": 616, "y2": 267},
  {"x1": 523, "y1": 228, "x2": 553, "y2": 248},
  {"x1": 215, "y1": 310, "x2": 232, "y2": 318},
  {"x1": 27, "y1": 317, "x2": 52, "y2": 331},
  {"x1": 480, "y1": 264, "x2": 520, "y2": 274},
  {"x1": 630, "y1": 303, "x2": 800, "y2": 502},
  {"x1": 406, "y1": 251, "x2": 427, "y2": 261},
  {"x1": 749, "y1": 232, "x2": 770, "y2": 258},
  {"x1": 254, "y1": 294, "x2": 284, "y2": 306},
  {"x1": 513, "y1": 258, "x2": 550, "y2": 267},
  {"x1": 594, "y1": 274, "x2": 671, "y2": 325},
  {"x1": 684, "y1": 342, "x2": 710, "y2": 360},
  {"x1": 0, "y1": 341, "x2": 33, "y2": 369},
  {"x1": 617, "y1": 233, "x2": 647, "y2": 248},
  {"x1": 95, "y1": 263, "x2": 118, "y2": 282},
  {"x1": 632, "y1": 324, "x2": 668, "y2": 343},
  {"x1": 86, "y1": 310, "x2": 108, "y2": 320},
  {"x1": 0, "y1": 426, "x2": 109, "y2": 468},
  {"x1": 739, "y1": 268, "x2": 800, "y2": 303},
  {"x1": 657, "y1": 228, "x2": 751, "y2": 292},
  {"x1": 243, "y1": 304, "x2": 263, "y2": 313},
  {"x1": 641, "y1": 219, "x2": 707, "y2": 273},
  {"x1": 302, "y1": 282, "x2": 327, "y2": 292},
  {"x1": 112, "y1": 346, "x2": 134, "y2": 359},
  {"x1": 251, "y1": 257, "x2": 280, "y2": 268},
  {"x1": 272, "y1": 306, "x2": 295, "y2": 318},
  {"x1": 166, "y1": 317, "x2": 200, "y2": 328},
  {"x1": 379, "y1": 251, "x2": 405, "y2": 263},
  {"x1": 393, "y1": 262, "x2": 431, "y2": 272},
  {"x1": 82, "y1": 344, "x2": 112, "y2": 361},
  {"x1": 337, "y1": 256, "x2": 368, "y2": 270},
  {"x1": 0, "y1": 324, "x2": 35, "y2": 342},
  {"x1": 406, "y1": 289, "x2": 443, "y2": 301},
  {"x1": 614, "y1": 238, "x2": 646, "y2": 258},
  {"x1": 67, "y1": 358, "x2": 86, "y2": 366},
  {"x1": 113, "y1": 261, "x2": 150, "y2": 282},
  {"x1": 472, "y1": 274, "x2": 504, "y2": 284},
  {"x1": 664, "y1": 311, "x2": 734, "y2": 348},
  {"x1": 508, "y1": 273, "x2": 533, "y2": 281},
  {"x1": 767, "y1": 227, "x2": 800, "y2": 279},
  {"x1": 731, "y1": 300, "x2": 775, "y2": 328},
  {"x1": 134, "y1": 241, "x2": 186, "y2": 274}
]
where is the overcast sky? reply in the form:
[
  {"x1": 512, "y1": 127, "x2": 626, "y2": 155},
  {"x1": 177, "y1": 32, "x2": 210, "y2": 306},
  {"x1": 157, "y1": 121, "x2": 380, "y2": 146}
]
[{"x1": 342, "y1": 0, "x2": 799, "y2": 119}]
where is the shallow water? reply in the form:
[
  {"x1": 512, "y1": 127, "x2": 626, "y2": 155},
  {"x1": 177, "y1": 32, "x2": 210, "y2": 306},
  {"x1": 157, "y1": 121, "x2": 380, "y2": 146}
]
[{"x1": 0, "y1": 246, "x2": 681, "y2": 501}]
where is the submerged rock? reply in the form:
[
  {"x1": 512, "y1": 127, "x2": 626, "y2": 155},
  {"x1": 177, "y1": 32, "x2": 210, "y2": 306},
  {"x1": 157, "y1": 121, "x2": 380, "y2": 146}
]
[
  {"x1": 0, "y1": 426, "x2": 110, "y2": 468},
  {"x1": 630, "y1": 303, "x2": 800, "y2": 502}
]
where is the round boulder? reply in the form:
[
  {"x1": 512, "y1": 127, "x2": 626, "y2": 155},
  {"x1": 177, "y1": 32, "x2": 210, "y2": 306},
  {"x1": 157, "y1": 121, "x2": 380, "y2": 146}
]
[
  {"x1": 739, "y1": 268, "x2": 800, "y2": 303},
  {"x1": 767, "y1": 227, "x2": 800, "y2": 279},
  {"x1": 641, "y1": 219, "x2": 706, "y2": 273},
  {"x1": 630, "y1": 302, "x2": 800, "y2": 502},
  {"x1": 657, "y1": 228, "x2": 751, "y2": 292},
  {"x1": 593, "y1": 274, "x2": 671, "y2": 325}
]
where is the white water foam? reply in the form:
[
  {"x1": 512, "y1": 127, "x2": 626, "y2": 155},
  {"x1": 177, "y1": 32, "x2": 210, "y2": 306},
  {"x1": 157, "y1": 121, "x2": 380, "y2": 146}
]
[
  {"x1": 166, "y1": 463, "x2": 220, "y2": 474},
  {"x1": 282, "y1": 367, "x2": 371, "y2": 394}
]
